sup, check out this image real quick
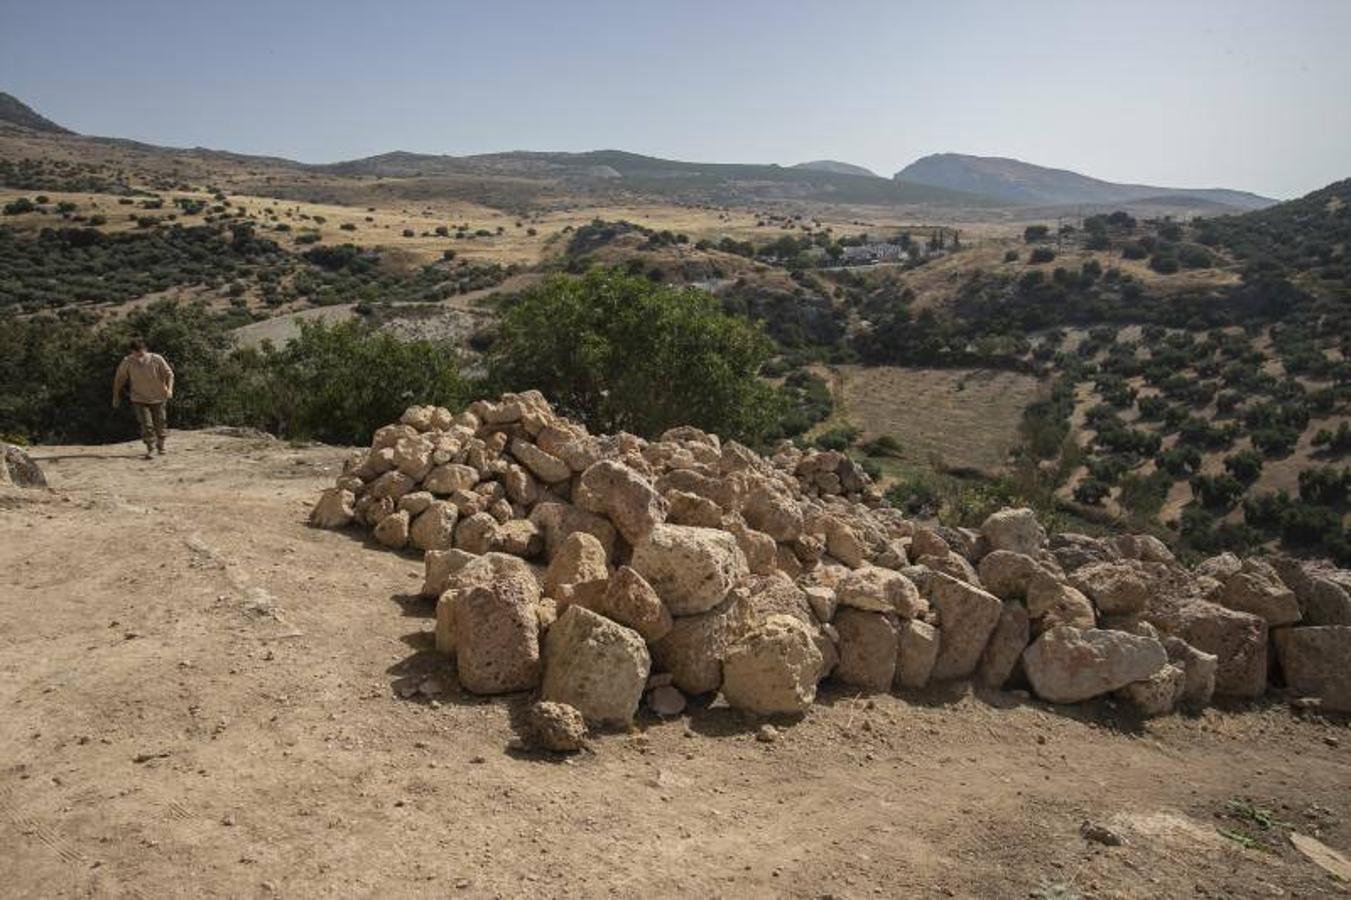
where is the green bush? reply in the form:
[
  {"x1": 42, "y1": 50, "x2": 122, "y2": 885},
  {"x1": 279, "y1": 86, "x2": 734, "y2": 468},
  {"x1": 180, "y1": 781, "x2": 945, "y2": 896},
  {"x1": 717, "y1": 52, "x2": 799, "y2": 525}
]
[
  {"x1": 814, "y1": 424, "x2": 861, "y2": 451},
  {"x1": 487, "y1": 268, "x2": 781, "y2": 443},
  {"x1": 861, "y1": 434, "x2": 903, "y2": 458}
]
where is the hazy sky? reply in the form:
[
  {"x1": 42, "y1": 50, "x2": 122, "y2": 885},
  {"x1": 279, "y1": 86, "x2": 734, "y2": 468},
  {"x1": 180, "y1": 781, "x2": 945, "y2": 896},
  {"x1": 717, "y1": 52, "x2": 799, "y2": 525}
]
[{"x1": 2, "y1": 0, "x2": 1348, "y2": 198}]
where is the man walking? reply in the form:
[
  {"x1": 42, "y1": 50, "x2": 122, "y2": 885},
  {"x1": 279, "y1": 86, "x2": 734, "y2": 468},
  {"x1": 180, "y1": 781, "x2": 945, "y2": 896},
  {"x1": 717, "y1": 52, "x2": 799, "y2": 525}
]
[{"x1": 112, "y1": 338, "x2": 174, "y2": 459}]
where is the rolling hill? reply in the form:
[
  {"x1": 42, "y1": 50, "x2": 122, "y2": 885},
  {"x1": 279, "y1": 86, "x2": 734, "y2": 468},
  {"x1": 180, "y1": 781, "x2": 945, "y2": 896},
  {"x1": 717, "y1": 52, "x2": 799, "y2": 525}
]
[
  {"x1": 793, "y1": 160, "x2": 878, "y2": 178},
  {"x1": 0, "y1": 91, "x2": 74, "y2": 134},
  {"x1": 894, "y1": 153, "x2": 1276, "y2": 211}
]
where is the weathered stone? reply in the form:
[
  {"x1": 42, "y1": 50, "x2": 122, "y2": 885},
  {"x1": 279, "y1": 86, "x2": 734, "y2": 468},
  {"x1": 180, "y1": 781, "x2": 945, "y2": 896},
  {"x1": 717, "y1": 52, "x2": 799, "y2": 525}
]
[
  {"x1": 309, "y1": 488, "x2": 355, "y2": 529},
  {"x1": 977, "y1": 603, "x2": 1030, "y2": 689},
  {"x1": 1196, "y1": 552, "x2": 1243, "y2": 581},
  {"x1": 422, "y1": 548, "x2": 476, "y2": 599},
  {"x1": 665, "y1": 489, "x2": 724, "y2": 528},
  {"x1": 1022, "y1": 626, "x2": 1168, "y2": 704},
  {"x1": 544, "y1": 531, "x2": 609, "y2": 600},
  {"x1": 525, "y1": 701, "x2": 587, "y2": 752},
  {"x1": 454, "y1": 511, "x2": 498, "y2": 554},
  {"x1": 1154, "y1": 600, "x2": 1268, "y2": 698},
  {"x1": 572, "y1": 565, "x2": 672, "y2": 643},
  {"x1": 647, "y1": 684, "x2": 686, "y2": 716},
  {"x1": 803, "y1": 585, "x2": 837, "y2": 623},
  {"x1": 528, "y1": 501, "x2": 618, "y2": 563},
  {"x1": 1214, "y1": 560, "x2": 1301, "y2": 626},
  {"x1": 510, "y1": 437, "x2": 570, "y2": 484},
  {"x1": 743, "y1": 486, "x2": 804, "y2": 542},
  {"x1": 895, "y1": 618, "x2": 940, "y2": 689},
  {"x1": 1118, "y1": 663, "x2": 1185, "y2": 717},
  {"x1": 823, "y1": 516, "x2": 867, "y2": 568},
  {"x1": 397, "y1": 491, "x2": 435, "y2": 517},
  {"x1": 977, "y1": 550, "x2": 1049, "y2": 601},
  {"x1": 367, "y1": 470, "x2": 416, "y2": 501},
  {"x1": 541, "y1": 606, "x2": 650, "y2": 727},
  {"x1": 832, "y1": 608, "x2": 898, "y2": 691},
  {"x1": 980, "y1": 507, "x2": 1046, "y2": 557},
  {"x1": 724, "y1": 516, "x2": 777, "y2": 576},
  {"x1": 372, "y1": 509, "x2": 410, "y2": 549},
  {"x1": 1071, "y1": 560, "x2": 1150, "y2": 615},
  {"x1": 917, "y1": 551, "x2": 979, "y2": 586},
  {"x1": 630, "y1": 524, "x2": 748, "y2": 616},
  {"x1": 1274, "y1": 626, "x2": 1351, "y2": 712},
  {"x1": 1026, "y1": 572, "x2": 1096, "y2": 633},
  {"x1": 836, "y1": 566, "x2": 926, "y2": 618},
  {"x1": 434, "y1": 553, "x2": 539, "y2": 653},
  {"x1": 1, "y1": 443, "x2": 46, "y2": 488},
  {"x1": 1162, "y1": 636, "x2": 1218, "y2": 708},
  {"x1": 492, "y1": 518, "x2": 542, "y2": 558},
  {"x1": 909, "y1": 527, "x2": 950, "y2": 561},
  {"x1": 1269, "y1": 557, "x2": 1351, "y2": 626},
  {"x1": 409, "y1": 500, "x2": 458, "y2": 552},
  {"x1": 721, "y1": 615, "x2": 824, "y2": 715},
  {"x1": 421, "y1": 463, "x2": 476, "y2": 496},
  {"x1": 574, "y1": 459, "x2": 667, "y2": 545},
  {"x1": 392, "y1": 436, "x2": 433, "y2": 481},
  {"x1": 650, "y1": 592, "x2": 754, "y2": 695},
  {"x1": 400, "y1": 405, "x2": 436, "y2": 431},
  {"x1": 929, "y1": 573, "x2": 1003, "y2": 681},
  {"x1": 454, "y1": 581, "x2": 542, "y2": 694}
]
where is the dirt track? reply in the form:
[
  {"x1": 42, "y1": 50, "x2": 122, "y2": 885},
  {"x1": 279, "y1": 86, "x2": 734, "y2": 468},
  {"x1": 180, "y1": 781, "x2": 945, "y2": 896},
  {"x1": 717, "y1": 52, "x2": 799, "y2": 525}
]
[{"x1": 2, "y1": 430, "x2": 1348, "y2": 898}]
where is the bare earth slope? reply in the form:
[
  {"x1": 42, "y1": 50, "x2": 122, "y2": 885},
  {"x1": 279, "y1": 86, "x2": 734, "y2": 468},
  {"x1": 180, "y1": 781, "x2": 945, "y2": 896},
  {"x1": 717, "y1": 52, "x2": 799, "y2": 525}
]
[{"x1": 2, "y1": 431, "x2": 1348, "y2": 898}]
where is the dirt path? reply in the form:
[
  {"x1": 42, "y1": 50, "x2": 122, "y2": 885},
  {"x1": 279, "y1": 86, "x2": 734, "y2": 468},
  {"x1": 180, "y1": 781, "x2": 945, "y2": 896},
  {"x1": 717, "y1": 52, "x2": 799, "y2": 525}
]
[{"x1": 2, "y1": 430, "x2": 1348, "y2": 898}]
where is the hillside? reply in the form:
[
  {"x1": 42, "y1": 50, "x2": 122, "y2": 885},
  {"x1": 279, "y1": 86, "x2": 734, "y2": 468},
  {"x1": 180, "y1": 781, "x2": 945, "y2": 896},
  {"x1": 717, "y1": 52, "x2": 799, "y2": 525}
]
[
  {"x1": 319, "y1": 149, "x2": 990, "y2": 209},
  {"x1": 792, "y1": 159, "x2": 878, "y2": 178},
  {"x1": 0, "y1": 91, "x2": 73, "y2": 134},
  {"x1": 895, "y1": 153, "x2": 1276, "y2": 211}
]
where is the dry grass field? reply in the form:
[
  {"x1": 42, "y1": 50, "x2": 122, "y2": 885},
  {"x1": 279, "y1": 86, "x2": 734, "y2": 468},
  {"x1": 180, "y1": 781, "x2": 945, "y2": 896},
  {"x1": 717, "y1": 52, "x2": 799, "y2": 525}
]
[{"x1": 828, "y1": 364, "x2": 1045, "y2": 474}]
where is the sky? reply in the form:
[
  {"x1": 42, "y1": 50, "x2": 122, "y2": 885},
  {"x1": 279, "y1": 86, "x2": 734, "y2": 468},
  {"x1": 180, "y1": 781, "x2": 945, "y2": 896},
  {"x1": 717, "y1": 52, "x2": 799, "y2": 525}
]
[{"x1": 1, "y1": 0, "x2": 1348, "y2": 199}]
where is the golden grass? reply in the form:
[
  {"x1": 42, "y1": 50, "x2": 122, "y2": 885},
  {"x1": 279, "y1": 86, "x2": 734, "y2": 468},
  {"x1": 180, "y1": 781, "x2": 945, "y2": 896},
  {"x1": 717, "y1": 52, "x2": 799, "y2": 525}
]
[{"x1": 829, "y1": 364, "x2": 1045, "y2": 474}]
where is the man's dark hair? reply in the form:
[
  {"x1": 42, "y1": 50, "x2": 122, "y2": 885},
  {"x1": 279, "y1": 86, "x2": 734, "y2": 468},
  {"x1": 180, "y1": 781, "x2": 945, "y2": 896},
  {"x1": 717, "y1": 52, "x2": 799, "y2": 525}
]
[{"x1": 129, "y1": 337, "x2": 148, "y2": 352}]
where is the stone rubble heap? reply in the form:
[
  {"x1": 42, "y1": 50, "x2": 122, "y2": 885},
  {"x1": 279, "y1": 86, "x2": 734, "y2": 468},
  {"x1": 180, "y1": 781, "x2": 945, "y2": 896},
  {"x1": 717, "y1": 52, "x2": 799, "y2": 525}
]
[{"x1": 310, "y1": 392, "x2": 1351, "y2": 740}]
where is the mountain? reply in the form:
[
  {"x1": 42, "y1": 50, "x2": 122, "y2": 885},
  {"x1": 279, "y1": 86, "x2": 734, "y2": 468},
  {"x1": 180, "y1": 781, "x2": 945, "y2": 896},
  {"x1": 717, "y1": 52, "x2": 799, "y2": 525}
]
[
  {"x1": 319, "y1": 149, "x2": 995, "y2": 208},
  {"x1": 793, "y1": 160, "x2": 878, "y2": 178},
  {"x1": 894, "y1": 153, "x2": 1276, "y2": 211},
  {"x1": 0, "y1": 91, "x2": 74, "y2": 134}
]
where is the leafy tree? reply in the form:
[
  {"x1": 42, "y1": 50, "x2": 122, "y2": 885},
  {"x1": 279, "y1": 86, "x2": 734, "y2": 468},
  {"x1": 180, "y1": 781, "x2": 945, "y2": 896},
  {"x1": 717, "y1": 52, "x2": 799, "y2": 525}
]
[
  {"x1": 1223, "y1": 449, "x2": 1264, "y2": 484},
  {"x1": 230, "y1": 319, "x2": 466, "y2": 444},
  {"x1": 487, "y1": 268, "x2": 782, "y2": 443}
]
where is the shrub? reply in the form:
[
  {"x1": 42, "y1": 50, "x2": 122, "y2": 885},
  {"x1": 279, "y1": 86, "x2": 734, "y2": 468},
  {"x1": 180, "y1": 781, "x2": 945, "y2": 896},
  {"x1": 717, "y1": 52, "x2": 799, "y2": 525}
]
[
  {"x1": 1029, "y1": 247, "x2": 1056, "y2": 264},
  {"x1": 814, "y1": 424, "x2": 861, "y2": 451},
  {"x1": 1023, "y1": 225, "x2": 1049, "y2": 243},
  {"x1": 1149, "y1": 253, "x2": 1180, "y2": 274},
  {"x1": 487, "y1": 268, "x2": 781, "y2": 443},
  {"x1": 885, "y1": 472, "x2": 941, "y2": 516},
  {"x1": 1073, "y1": 478, "x2": 1110, "y2": 505},
  {"x1": 1003, "y1": 249, "x2": 1019, "y2": 262},
  {"x1": 861, "y1": 434, "x2": 904, "y2": 458}
]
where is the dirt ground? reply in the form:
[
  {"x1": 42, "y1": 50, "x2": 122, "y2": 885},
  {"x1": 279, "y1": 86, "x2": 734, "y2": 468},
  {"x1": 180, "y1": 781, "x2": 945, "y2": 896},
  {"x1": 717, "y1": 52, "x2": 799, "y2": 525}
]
[{"x1": 2, "y1": 430, "x2": 1349, "y2": 899}]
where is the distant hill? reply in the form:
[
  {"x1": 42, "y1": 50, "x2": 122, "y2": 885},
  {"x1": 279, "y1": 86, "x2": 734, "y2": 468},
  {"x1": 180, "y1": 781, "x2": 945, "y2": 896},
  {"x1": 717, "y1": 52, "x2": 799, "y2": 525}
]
[
  {"x1": 0, "y1": 92, "x2": 74, "y2": 134},
  {"x1": 793, "y1": 160, "x2": 878, "y2": 178},
  {"x1": 319, "y1": 149, "x2": 995, "y2": 208},
  {"x1": 894, "y1": 153, "x2": 1275, "y2": 211}
]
